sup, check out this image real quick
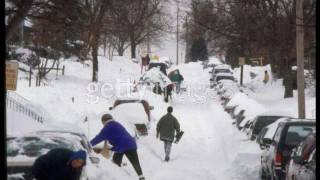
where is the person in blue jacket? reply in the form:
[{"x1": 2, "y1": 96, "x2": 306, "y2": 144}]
[
  {"x1": 31, "y1": 148, "x2": 86, "y2": 180},
  {"x1": 90, "y1": 114, "x2": 145, "y2": 180}
]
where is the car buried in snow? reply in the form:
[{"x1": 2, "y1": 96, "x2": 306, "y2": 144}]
[
  {"x1": 108, "y1": 99, "x2": 154, "y2": 137},
  {"x1": 210, "y1": 73, "x2": 236, "y2": 88},
  {"x1": 7, "y1": 130, "x2": 102, "y2": 180}
]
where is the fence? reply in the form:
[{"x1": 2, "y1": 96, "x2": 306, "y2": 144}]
[{"x1": 6, "y1": 90, "x2": 45, "y2": 124}]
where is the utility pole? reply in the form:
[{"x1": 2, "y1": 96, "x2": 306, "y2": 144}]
[
  {"x1": 20, "y1": 19, "x2": 24, "y2": 47},
  {"x1": 147, "y1": 20, "x2": 151, "y2": 55},
  {"x1": 296, "y1": 0, "x2": 305, "y2": 118},
  {"x1": 176, "y1": 1, "x2": 180, "y2": 65},
  {"x1": 185, "y1": 15, "x2": 189, "y2": 63}
]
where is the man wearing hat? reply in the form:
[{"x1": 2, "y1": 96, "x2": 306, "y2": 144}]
[
  {"x1": 90, "y1": 114, "x2": 145, "y2": 180},
  {"x1": 31, "y1": 148, "x2": 87, "y2": 180}
]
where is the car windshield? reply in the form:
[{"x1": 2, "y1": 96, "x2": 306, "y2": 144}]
[
  {"x1": 215, "y1": 69, "x2": 230, "y2": 74},
  {"x1": 216, "y1": 76, "x2": 234, "y2": 82},
  {"x1": 285, "y1": 125, "x2": 315, "y2": 146},
  {"x1": 7, "y1": 136, "x2": 75, "y2": 157},
  {"x1": 253, "y1": 116, "x2": 284, "y2": 135}
]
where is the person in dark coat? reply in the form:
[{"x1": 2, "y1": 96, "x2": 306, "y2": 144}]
[
  {"x1": 90, "y1": 114, "x2": 145, "y2": 180},
  {"x1": 163, "y1": 84, "x2": 174, "y2": 103},
  {"x1": 156, "y1": 106, "x2": 180, "y2": 161},
  {"x1": 31, "y1": 148, "x2": 86, "y2": 180}
]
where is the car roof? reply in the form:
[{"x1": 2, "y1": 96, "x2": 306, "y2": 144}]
[
  {"x1": 279, "y1": 118, "x2": 316, "y2": 125},
  {"x1": 214, "y1": 64, "x2": 230, "y2": 68}
]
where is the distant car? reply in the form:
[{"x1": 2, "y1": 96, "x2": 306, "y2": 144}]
[
  {"x1": 262, "y1": 118, "x2": 315, "y2": 180},
  {"x1": 210, "y1": 73, "x2": 235, "y2": 88},
  {"x1": 7, "y1": 130, "x2": 101, "y2": 180},
  {"x1": 248, "y1": 115, "x2": 289, "y2": 141},
  {"x1": 286, "y1": 133, "x2": 316, "y2": 180},
  {"x1": 293, "y1": 148, "x2": 316, "y2": 180},
  {"x1": 211, "y1": 64, "x2": 232, "y2": 77},
  {"x1": 109, "y1": 99, "x2": 154, "y2": 136}
]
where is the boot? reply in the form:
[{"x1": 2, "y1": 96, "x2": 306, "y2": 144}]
[{"x1": 165, "y1": 156, "x2": 170, "y2": 162}]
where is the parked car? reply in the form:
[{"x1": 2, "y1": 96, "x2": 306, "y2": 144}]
[
  {"x1": 257, "y1": 118, "x2": 288, "y2": 148},
  {"x1": 109, "y1": 99, "x2": 154, "y2": 136},
  {"x1": 248, "y1": 114, "x2": 290, "y2": 141},
  {"x1": 210, "y1": 73, "x2": 235, "y2": 88},
  {"x1": 261, "y1": 118, "x2": 315, "y2": 180},
  {"x1": 234, "y1": 110, "x2": 245, "y2": 129},
  {"x1": 286, "y1": 133, "x2": 316, "y2": 180},
  {"x1": 7, "y1": 130, "x2": 102, "y2": 180},
  {"x1": 293, "y1": 148, "x2": 316, "y2": 180},
  {"x1": 212, "y1": 64, "x2": 232, "y2": 75}
]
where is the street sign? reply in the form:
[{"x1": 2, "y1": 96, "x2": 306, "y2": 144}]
[
  {"x1": 239, "y1": 57, "x2": 245, "y2": 65},
  {"x1": 6, "y1": 61, "x2": 19, "y2": 91}
]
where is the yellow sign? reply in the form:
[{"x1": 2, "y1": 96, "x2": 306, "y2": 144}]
[
  {"x1": 6, "y1": 61, "x2": 19, "y2": 91},
  {"x1": 238, "y1": 57, "x2": 245, "y2": 65},
  {"x1": 152, "y1": 55, "x2": 159, "y2": 61}
]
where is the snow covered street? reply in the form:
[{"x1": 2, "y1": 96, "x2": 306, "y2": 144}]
[
  {"x1": 7, "y1": 54, "x2": 314, "y2": 180},
  {"x1": 132, "y1": 63, "x2": 261, "y2": 180}
]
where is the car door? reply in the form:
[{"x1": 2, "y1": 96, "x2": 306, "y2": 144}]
[
  {"x1": 267, "y1": 123, "x2": 284, "y2": 176},
  {"x1": 295, "y1": 149, "x2": 316, "y2": 180}
]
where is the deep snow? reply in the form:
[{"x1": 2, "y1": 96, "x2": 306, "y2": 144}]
[{"x1": 7, "y1": 50, "x2": 315, "y2": 179}]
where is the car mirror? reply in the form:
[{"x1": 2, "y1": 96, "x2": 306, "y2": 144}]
[
  {"x1": 292, "y1": 155, "x2": 304, "y2": 165},
  {"x1": 260, "y1": 143, "x2": 266, "y2": 150},
  {"x1": 149, "y1": 106, "x2": 154, "y2": 110},
  {"x1": 89, "y1": 156, "x2": 100, "y2": 164},
  {"x1": 108, "y1": 106, "x2": 113, "y2": 110},
  {"x1": 262, "y1": 138, "x2": 272, "y2": 145}
]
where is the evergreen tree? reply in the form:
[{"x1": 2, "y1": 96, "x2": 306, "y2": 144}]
[{"x1": 190, "y1": 37, "x2": 208, "y2": 62}]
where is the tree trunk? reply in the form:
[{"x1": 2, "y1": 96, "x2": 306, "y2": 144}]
[
  {"x1": 131, "y1": 43, "x2": 136, "y2": 59},
  {"x1": 130, "y1": 32, "x2": 136, "y2": 59},
  {"x1": 118, "y1": 46, "x2": 124, "y2": 56},
  {"x1": 283, "y1": 66, "x2": 294, "y2": 98},
  {"x1": 92, "y1": 42, "x2": 99, "y2": 82},
  {"x1": 6, "y1": 0, "x2": 33, "y2": 43}
]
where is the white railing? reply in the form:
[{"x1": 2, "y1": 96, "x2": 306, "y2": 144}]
[{"x1": 6, "y1": 90, "x2": 45, "y2": 123}]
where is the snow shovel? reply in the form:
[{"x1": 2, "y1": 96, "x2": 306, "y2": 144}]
[{"x1": 174, "y1": 131, "x2": 184, "y2": 144}]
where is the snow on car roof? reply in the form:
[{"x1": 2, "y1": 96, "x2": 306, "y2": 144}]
[
  {"x1": 111, "y1": 103, "x2": 149, "y2": 124},
  {"x1": 214, "y1": 64, "x2": 231, "y2": 69},
  {"x1": 208, "y1": 57, "x2": 223, "y2": 65}
]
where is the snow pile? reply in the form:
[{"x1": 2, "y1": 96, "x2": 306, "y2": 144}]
[
  {"x1": 233, "y1": 64, "x2": 272, "y2": 90},
  {"x1": 139, "y1": 67, "x2": 172, "y2": 88},
  {"x1": 208, "y1": 56, "x2": 223, "y2": 65}
]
